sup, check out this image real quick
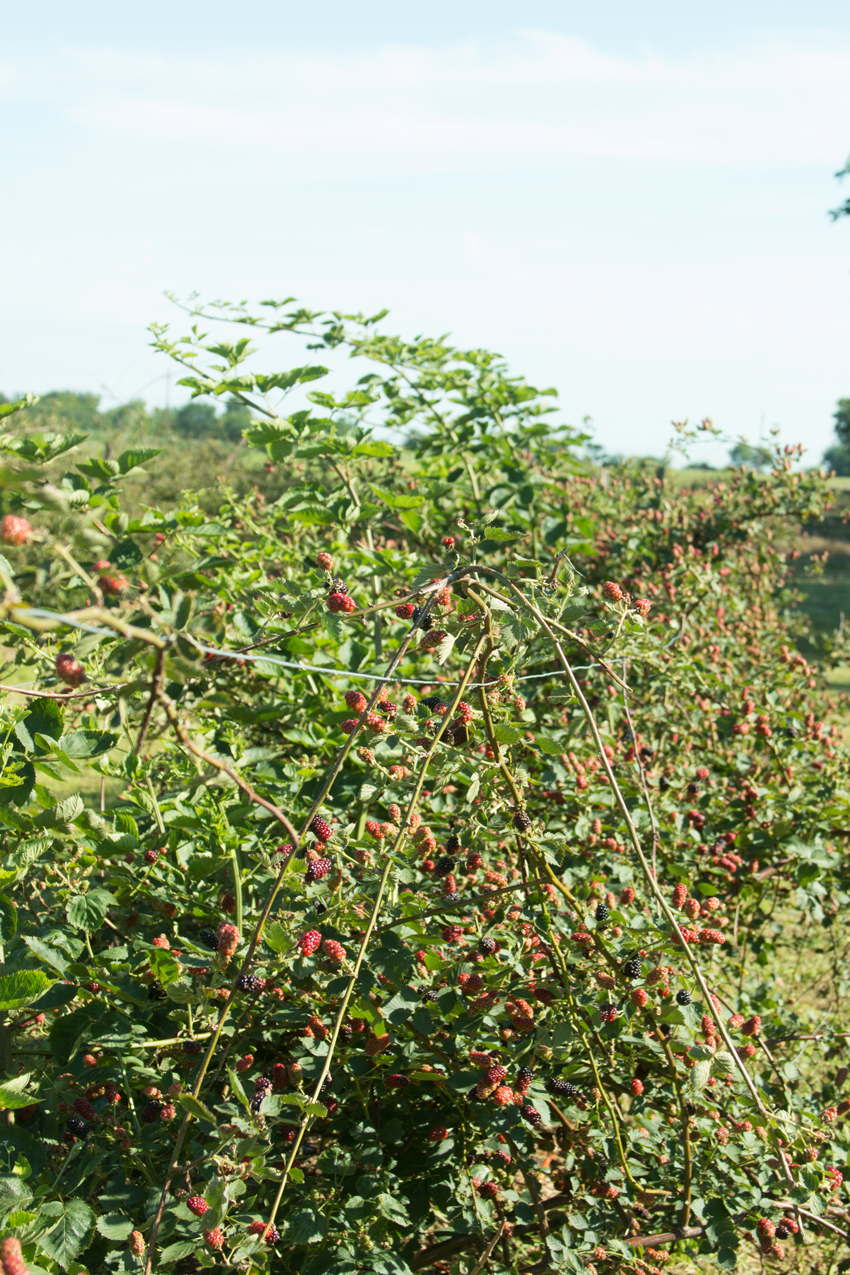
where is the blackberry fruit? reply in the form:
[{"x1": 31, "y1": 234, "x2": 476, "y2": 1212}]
[
  {"x1": 434, "y1": 856, "x2": 455, "y2": 877},
  {"x1": 147, "y1": 980, "x2": 167, "y2": 1001},
  {"x1": 659, "y1": 776, "x2": 670, "y2": 792},
  {"x1": 775, "y1": 1225, "x2": 789, "y2": 1240},
  {"x1": 340, "y1": 1023, "x2": 353, "y2": 1044},
  {"x1": 685, "y1": 1100, "x2": 696, "y2": 1115},
  {"x1": 310, "y1": 817, "x2": 332, "y2": 842},
  {"x1": 412, "y1": 609, "x2": 434, "y2": 632},
  {"x1": 66, "y1": 1116, "x2": 88, "y2": 1137},
  {"x1": 183, "y1": 1039, "x2": 203, "y2": 1054},
  {"x1": 199, "y1": 928, "x2": 219, "y2": 950},
  {"x1": 521, "y1": 1103, "x2": 542, "y2": 1127},
  {"x1": 517, "y1": 1066, "x2": 534, "y2": 1088},
  {"x1": 237, "y1": 973, "x2": 265, "y2": 994},
  {"x1": 546, "y1": 1077, "x2": 578, "y2": 1097},
  {"x1": 421, "y1": 695, "x2": 443, "y2": 710},
  {"x1": 250, "y1": 1093, "x2": 265, "y2": 1115},
  {"x1": 422, "y1": 989, "x2": 439, "y2": 1003},
  {"x1": 478, "y1": 937, "x2": 497, "y2": 956},
  {"x1": 305, "y1": 857, "x2": 332, "y2": 883},
  {"x1": 445, "y1": 833, "x2": 461, "y2": 853},
  {"x1": 444, "y1": 892, "x2": 461, "y2": 903},
  {"x1": 676, "y1": 990, "x2": 692, "y2": 1006},
  {"x1": 595, "y1": 903, "x2": 610, "y2": 924},
  {"x1": 623, "y1": 955, "x2": 642, "y2": 979},
  {"x1": 513, "y1": 810, "x2": 532, "y2": 832},
  {"x1": 141, "y1": 1100, "x2": 162, "y2": 1123}
]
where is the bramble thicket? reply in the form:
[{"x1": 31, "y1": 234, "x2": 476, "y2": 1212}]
[{"x1": 0, "y1": 299, "x2": 846, "y2": 1275}]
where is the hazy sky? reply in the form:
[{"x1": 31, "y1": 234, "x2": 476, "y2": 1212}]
[{"x1": 2, "y1": 0, "x2": 850, "y2": 463}]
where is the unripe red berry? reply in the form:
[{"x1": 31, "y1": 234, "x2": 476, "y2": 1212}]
[
  {"x1": 395, "y1": 602, "x2": 416, "y2": 619},
  {"x1": 310, "y1": 816, "x2": 332, "y2": 842},
  {"x1": 322, "y1": 939, "x2": 345, "y2": 963},
  {"x1": 203, "y1": 1227, "x2": 225, "y2": 1251},
  {"x1": 129, "y1": 1231, "x2": 145, "y2": 1256},
  {"x1": 99, "y1": 573, "x2": 129, "y2": 596},
  {"x1": 345, "y1": 690, "x2": 367, "y2": 712},
  {"x1": 602, "y1": 581, "x2": 623, "y2": 601},
  {"x1": 55, "y1": 652, "x2": 85, "y2": 687},
  {"x1": 671, "y1": 883, "x2": 688, "y2": 909},
  {"x1": 0, "y1": 515, "x2": 31, "y2": 545},
  {"x1": 327, "y1": 592, "x2": 355, "y2": 614},
  {"x1": 630, "y1": 988, "x2": 649, "y2": 1009},
  {"x1": 442, "y1": 536, "x2": 455, "y2": 548},
  {"x1": 144, "y1": 848, "x2": 159, "y2": 865},
  {"x1": 299, "y1": 929, "x2": 321, "y2": 956},
  {"x1": 316, "y1": 552, "x2": 334, "y2": 571},
  {"x1": 630, "y1": 1078, "x2": 644, "y2": 1095}
]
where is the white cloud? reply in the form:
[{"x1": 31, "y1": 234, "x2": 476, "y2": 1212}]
[{"x1": 3, "y1": 31, "x2": 849, "y2": 174}]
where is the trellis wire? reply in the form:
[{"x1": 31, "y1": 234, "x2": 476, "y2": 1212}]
[{"x1": 11, "y1": 606, "x2": 616, "y2": 691}]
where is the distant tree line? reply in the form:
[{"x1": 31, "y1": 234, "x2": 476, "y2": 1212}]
[{"x1": 0, "y1": 390, "x2": 252, "y2": 442}]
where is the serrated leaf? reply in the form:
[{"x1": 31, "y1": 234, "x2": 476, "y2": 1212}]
[
  {"x1": 493, "y1": 723, "x2": 521, "y2": 745},
  {"x1": 0, "y1": 971, "x2": 52, "y2": 1012},
  {"x1": 117, "y1": 447, "x2": 161, "y2": 475},
  {"x1": 0, "y1": 1072, "x2": 37, "y2": 1110},
  {"x1": 177, "y1": 1094, "x2": 216, "y2": 1124},
  {"x1": 263, "y1": 920, "x2": 288, "y2": 954},
  {"x1": 96, "y1": 1212, "x2": 133, "y2": 1241},
  {"x1": 66, "y1": 889, "x2": 115, "y2": 931},
  {"x1": 39, "y1": 1198, "x2": 95, "y2": 1265},
  {"x1": 689, "y1": 1059, "x2": 713, "y2": 1097},
  {"x1": 368, "y1": 484, "x2": 424, "y2": 510},
  {"x1": 22, "y1": 936, "x2": 69, "y2": 975}
]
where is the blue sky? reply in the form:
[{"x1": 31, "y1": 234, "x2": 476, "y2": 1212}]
[{"x1": 2, "y1": 0, "x2": 850, "y2": 463}]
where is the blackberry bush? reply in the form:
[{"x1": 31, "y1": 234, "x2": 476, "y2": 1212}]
[{"x1": 0, "y1": 299, "x2": 843, "y2": 1273}]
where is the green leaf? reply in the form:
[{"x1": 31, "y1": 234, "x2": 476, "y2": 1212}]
[
  {"x1": 160, "y1": 1241, "x2": 198, "y2": 1262},
  {"x1": 58, "y1": 730, "x2": 118, "y2": 758},
  {"x1": 96, "y1": 1213, "x2": 134, "y2": 1241},
  {"x1": 39, "y1": 1199, "x2": 95, "y2": 1266},
  {"x1": 149, "y1": 948, "x2": 181, "y2": 987},
  {"x1": 535, "y1": 736, "x2": 563, "y2": 756},
  {"x1": 66, "y1": 889, "x2": 115, "y2": 931},
  {"x1": 0, "y1": 1072, "x2": 37, "y2": 1110},
  {"x1": 0, "y1": 896, "x2": 16, "y2": 944},
  {"x1": 22, "y1": 936, "x2": 69, "y2": 976},
  {"x1": 368, "y1": 484, "x2": 424, "y2": 510},
  {"x1": 492, "y1": 723, "x2": 521, "y2": 745},
  {"x1": 284, "y1": 1208, "x2": 327, "y2": 1245},
  {"x1": 0, "y1": 970, "x2": 52, "y2": 1012},
  {"x1": 263, "y1": 920, "x2": 288, "y2": 954},
  {"x1": 116, "y1": 447, "x2": 161, "y2": 475},
  {"x1": 177, "y1": 1093, "x2": 217, "y2": 1124}
]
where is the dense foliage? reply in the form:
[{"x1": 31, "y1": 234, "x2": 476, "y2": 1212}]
[{"x1": 0, "y1": 302, "x2": 846, "y2": 1275}]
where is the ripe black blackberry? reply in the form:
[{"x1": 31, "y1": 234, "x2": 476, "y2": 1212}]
[
  {"x1": 594, "y1": 902, "x2": 610, "y2": 924},
  {"x1": 422, "y1": 989, "x2": 439, "y2": 1003},
  {"x1": 659, "y1": 776, "x2": 670, "y2": 792},
  {"x1": 66, "y1": 1116, "x2": 88, "y2": 1137},
  {"x1": 340, "y1": 1023, "x2": 353, "y2": 1044},
  {"x1": 147, "y1": 980, "x2": 167, "y2": 1001},
  {"x1": 675, "y1": 989, "x2": 692, "y2": 1006},
  {"x1": 434, "y1": 856, "x2": 455, "y2": 877},
  {"x1": 329, "y1": 579, "x2": 348, "y2": 595},
  {"x1": 520, "y1": 1103, "x2": 542, "y2": 1127},
  {"x1": 199, "y1": 928, "x2": 219, "y2": 950},
  {"x1": 517, "y1": 1066, "x2": 534, "y2": 1088},
  {"x1": 420, "y1": 694, "x2": 443, "y2": 709},
  {"x1": 478, "y1": 937, "x2": 497, "y2": 956},
  {"x1": 310, "y1": 817, "x2": 332, "y2": 842},
  {"x1": 141, "y1": 1100, "x2": 162, "y2": 1123},
  {"x1": 775, "y1": 1225, "x2": 789, "y2": 1240},
  {"x1": 545, "y1": 1077, "x2": 578, "y2": 1097},
  {"x1": 513, "y1": 810, "x2": 532, "y2": 832},
  {"x1": 250, "y1": 1093, "x2": 265, "y2": 1115},
  {"x1": 183, "y1": 1039, "x2": 203, "y2": 1055},
  {"x1": 623, "y1": 955, "x2": 642, "y2": 980},
  {"x1": 685, "y1": 1101, "x2": 696, "y2": 1115},
  {"x1": 305, "y1": 857, "x2": 332, "y2": 883},
  {"x1": 320, "y1": 1074, "x2": 333, "y2": 1093},
  {"x1": 237, "y1": 974, "x2": 265, "y2": 994},
  {"x1": 445, "y1": 833, "x2": 460, "y2": 853}
]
